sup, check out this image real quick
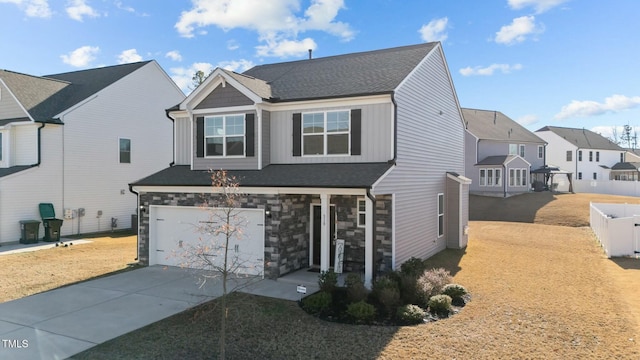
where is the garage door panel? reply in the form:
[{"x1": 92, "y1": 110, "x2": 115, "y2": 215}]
[{"x1": 152, "y1": 206, "x2": 264, "y2": 276}]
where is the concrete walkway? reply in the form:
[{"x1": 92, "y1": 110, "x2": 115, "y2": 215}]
[{"x1": 0, "y1": 266, "x2": 318, "y2": 360}]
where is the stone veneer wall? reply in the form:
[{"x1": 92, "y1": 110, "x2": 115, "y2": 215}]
[
  {"x1": 331, "y1": 195, "x2": 393, "y2": 275},
  {"x1": 137, "y1": 192, "x2": 311, "y2": 279}
]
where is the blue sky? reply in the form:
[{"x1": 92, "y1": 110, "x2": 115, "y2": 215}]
[{"x1": 1, "y1": 0, "x2": 639, "y2": 142}]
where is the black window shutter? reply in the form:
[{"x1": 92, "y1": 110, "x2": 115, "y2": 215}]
[
  {"x1": 351, "y1": 109, "x2": 362, "y2": 156},
  {"x1": 196, "y1": 116, "x2": 204, "y2": 158},
  {"x1": 245, "y1": 113, "x2": 255, "y2": 157},
  {"x1": 293, "y1": 113, "x2": 301, "y2": 157}
]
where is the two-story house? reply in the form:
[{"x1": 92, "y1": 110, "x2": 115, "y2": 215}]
[
  {"x1": 0, "y1": 61, "x2": 184, "y2": 243},
  {"x1": 130, "y1": 43, "x2": 471, "y2": 286},
  {"x1": 535, "y1": 126, "x2": 625, "y2": 190},
  {"x1": 463, "y1": 108, "x2": 546, "y2": 197}
]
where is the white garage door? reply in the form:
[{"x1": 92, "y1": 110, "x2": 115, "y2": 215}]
[{"x1": 150, "y1": 206, "x2": 264, "y2": 276}]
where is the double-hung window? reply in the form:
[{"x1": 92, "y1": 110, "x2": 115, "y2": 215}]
[
  {"x1": 357, "y1": 199, "x2": 366, "y2": 227},
  {"x1": 538, "y1": 145, "x2": 544, "y2": 159},
  {"x1": 589, "y1": 151, "x2": 593, "y2": 162},
  {"x1": 509, "y1": 168, "x2": 528, "y2": 187},
  {"x1": 205, "y1": 114, "x2": 245, "y2": 157},
  {"x1": 566, "y1": 151, "x2": 572, "y2": 161},
  {"x1": 596, "y1": 151, "x2": 600, "y2": 162},
  {"x1": 479, "y1": 169, "x2": 486, "y2": 186},
  {"x1": 578, "y1": 150, "x2": 582, "y2": 161},
  {"x1": 480, "y1": 168, "x2": 502, "y2": 187},
  {"x1": 437, "y1": 193, "x2": 444, "y2": 237},
  {"x1": 302, "y1": 111, "x2": 350, "y2": 155},
  {"x1": 119, "y1": 138, "x2": 131, "y2": 163},
  {"x1": 519, "y1": 144, "x2": 525, "y2": 157},
  {"x1": 508, "y1": 144, "x2": 518, "y2": 155}
]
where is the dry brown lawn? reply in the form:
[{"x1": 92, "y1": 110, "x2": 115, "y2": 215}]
[
  {"x1": 73, "y1": 192, "x2": 640, "y2": 359},
  {"x1": 0, "y1": 232, "x2": 137, "y2": 303}
]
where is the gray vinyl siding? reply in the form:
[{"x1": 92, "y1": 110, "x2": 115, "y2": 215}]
[
  {"x1": 269, "y1": 102, "x2": 392, "y2": 164},
  {"x1": 374, "y1": 46, "x2": 465, "y2": 268},
  {"x1": 195, "y1": 83, "x2": 253, "y2": 109},
  {"x1": 174, "y1": 117, "x2": 190, "y2": 165},
  {"x1": 477, "y1": 140, "x2": 544, "y2": 170},
  {"x1": 192, "y1": 111, "x2": 259, "y2": 170},
  {"x1": 262, "y1": 109, "x2": 271, "y2": 167},
  {"x1": 464, "y1": 131, "x2": 478, "y2": 181},
  {"x1": 0, "y1": 81, "x2": 27, "y2": 120}
]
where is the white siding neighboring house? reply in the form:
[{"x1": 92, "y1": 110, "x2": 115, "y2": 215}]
[
  {"x1": 463, "y1": 108, "x2": 546, "y2": 197},
  {"x1": 131, "y1": 43, "x2": 470, "y2": 286},
  {"x1": 535, "y1": 126, "x2": 625, "y2": 191},
  {"x1": 0, "y1": 61, "x2": 185, "y2": 244}
]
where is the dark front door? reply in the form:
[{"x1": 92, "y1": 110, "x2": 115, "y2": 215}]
[{"x1": 312, "y1": 205, "x2": 336, "y2": 267}]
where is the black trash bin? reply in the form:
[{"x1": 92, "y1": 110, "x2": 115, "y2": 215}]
[
  {"x1": 19, "y1": 220, "x2": 40, "y2": 244},
  {"x1": 39, "y1": 203, "x2": 64, "y2": 242}
]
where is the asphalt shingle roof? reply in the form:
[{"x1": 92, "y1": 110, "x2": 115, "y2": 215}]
[
  {"x1": 536, "y1": 126, "x2": 624, "y2": 151},
  {"x1": 463, "y1": 108, "x2": 545, "y2": 143},
  {"x1": 611, "y1": 162, "x2": 640, "y2": 170},
  {"x1": 476, "y1": 155, "x2": 518, "y2": 166},
  {"x1": 131, "y1": 163, "x2": 393, "y2": 188},
  {"x1": 0, "y1": 61, "x2": 150, "y2": 122},
  {"x1": 241, "y1": 43, "x2": 438, "y2": 101}
]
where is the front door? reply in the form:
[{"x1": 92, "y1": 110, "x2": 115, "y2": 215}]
[{"x1": 312, "y1": 205, "x2": 336, "y2": 267}]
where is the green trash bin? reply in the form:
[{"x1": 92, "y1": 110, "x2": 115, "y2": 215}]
[
  {"x1": 19, "y1": 220, "x2": 40, "y2": 244},
  {"x1": 39, "y1": 203, "x2": 64, "y2": 242}
]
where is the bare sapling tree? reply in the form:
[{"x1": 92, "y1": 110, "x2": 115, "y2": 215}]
[{"x1": 174, "y1": 169, "x2": 263, "y2": 359}]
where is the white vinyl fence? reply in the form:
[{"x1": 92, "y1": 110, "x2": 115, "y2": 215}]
[
  {"x1": 590, "y1": 202, "x2": 640, "y2": 258},
  {"x1": 573, "y1": 180, "x2": 640, "y2": 197}
]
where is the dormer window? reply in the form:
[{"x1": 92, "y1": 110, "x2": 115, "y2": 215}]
[{"x1": 205, "y1": 114, "x2": 245, "y2": 157}]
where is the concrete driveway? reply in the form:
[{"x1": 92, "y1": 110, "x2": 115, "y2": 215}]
[{"x1": 0, "y1": 266, "x2": 315, "y2": 360}]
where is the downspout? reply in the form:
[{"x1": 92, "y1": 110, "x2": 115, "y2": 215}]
[
  {"x1": 366, "y1": 188, "x2": 377, "y2": 283},
  {"x1": 503, "y1": 163, "x2": 507, "y2": 198},
  {"x1": 32, "y1": 122, "x2": 46, "y2": 167},
  {"x1": 165, "y1": 110, "x2": 175, "y2": 167},
  {"x1": 129, "y1": 184, "x2": 140, "y2": 262},
  {"x1": 390, "y1": 93, "x2": 398, "y2": 164}
]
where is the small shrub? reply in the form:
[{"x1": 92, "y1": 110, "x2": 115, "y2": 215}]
[
  {"x1": 442, "y1": 283, "x2": 467, "y2": 299},
  {"x1": 417, "y1": 268, "x2": 452, "y2": 305},
  {"x1": 345, "y1": 273, "x2": 368, "y2": 303},
  {"x1": 346, "y1": 301, "x2": 377, "y2": 324},
  {"x1": 377, "y1": 287, "x2": 401, "y2": 318},
  {"x1": 372, "y1": 274, "x2": 399, "y2": 294},
  {"x1": 397, "y1": 304, "x2": 426, "y2": 325},
  {"x1": 428, "y1": 294, "x2": 452, "y2": 316},
  {"x1": 400, "y1": 257, "x2": 427, "y2": 277},
  {"x1": 318, "y1": 270, "x2": 338, "y2": 293},
  {"x1": 398, "y1": 273, "x2": 420, "y2": 305},
  {"x1": 301, "y1": 291, "x2": 332, "y2": 315}
]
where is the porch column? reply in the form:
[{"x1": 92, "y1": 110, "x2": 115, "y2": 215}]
[
  {"x1": 320, "y1": 193, "x2": 330, "y2": 272},
  {"x1": 364, "y1": 196, "x2": 374, "y2": 288}
]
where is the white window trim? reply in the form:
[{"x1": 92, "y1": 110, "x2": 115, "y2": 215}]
[
  {"x1": 437, "y1": 193, "x2": 444, "y2": 238},
  {"x1": 509, "y1": 168, "x2": 528, "y2": 187},
  {"x1": 479, "y1": 168, "x2": 502, "y2": 187},
  {"x1": 301, "y1": 110, "x2": 351, "y2": 157},
  {"x1": 357, "y1": 198, "x2": 366, "y2": 228},
  {"x1": 519, "y1": 144, "x2": 525, "y2": 158},
  {"x1": 118, "y1": 137, "x2": 131, "y2": 164},
  {"x1": 538, "y1": 145, "x2": 544, "y2": 159},
  {"x1": 204, "y1": 114, "x2": 246, "y2": 158},
  {"x1": 0, "y1": 130, "x2": 8, "y2": 167},
  {"x1": 508, "y1": 144, "x2": 518, "y2": 155}
]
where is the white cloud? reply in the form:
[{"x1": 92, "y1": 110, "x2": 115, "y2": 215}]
[
  {"x1": 459, "y1": 63, "x2": 523, "y2": 76},
  {"x1": 175, "y1": 0, "x2": 352, "y2": 58},
  {"x1": 418, "y1": 17, "x2": 448, "y2": 43},
  {"x1": 0, "y1": 0, "x2": 52, "y2": 18},
  {"x1": 227, "y1": 40, "x2": 240, "y2": 50},
  {"x1": 217, "y1": 59, "x2": 255, "y2": 72},
  {"x1": 494, "y1": 16, "x2": 542, "y2": 45},
  {"x1": 170, "y1": 62, "x2": 215, "y2": 93},
  {"x1": 165, "y1": 50, "x2": 183, "y2": 62},
  {"x1": 66, "y1": 0, "x2": 99, "y2": 21},
  {"x1": 516, "y1": 114, "x2": 538, "y2": 126},
  {"x1": 555, "y1": 95, "x2": 640, "y2": 120},
  {"x1": 256, "y1": 36, "x2": 317, "y2": 58},
  {"x1": 60, "y1": 45, "x2": 99, "y2": 67},
  {"x1": 117, "y1": 49, "x2": 142, "y2": 64},
  {"x1": 114, "y1": 0, "x2": 134, "y2": 12},
  {"x1": 508, "y1": 0, "x2": 569, "y2": 14}
]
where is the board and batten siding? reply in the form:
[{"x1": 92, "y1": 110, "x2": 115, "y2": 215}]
[
  {"x1": 374, "y1": 45, "x2": 466, "y2": 268},
  {"x1": 195, "y1": 83, "x2": 253, "y2": 109},
  {"x1": 0, "y1": 125, "x2": 64, "y2": 243},
  {"x1": 59, "y1": 61, "x2": 182, "y2": 236},
  {"x1": 192, "y1": 110, "x2": 259, "y2": 170},
  {"x1": 174, "y1": 117, "x2": 190, "y2": 165},
  {"x1": 262, "y1": 109, "x2": 271, "y2": 167},
  {"x1": 0, "y1": 81, "x2": 27, "y2": 120},
  {"x1": 269, "y1": 102, "x2": 392, "y2": 164}
]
